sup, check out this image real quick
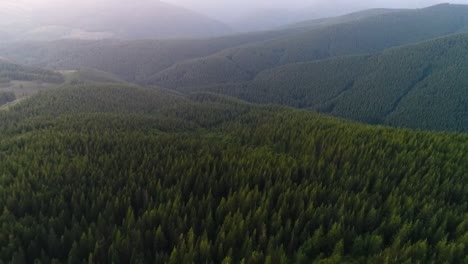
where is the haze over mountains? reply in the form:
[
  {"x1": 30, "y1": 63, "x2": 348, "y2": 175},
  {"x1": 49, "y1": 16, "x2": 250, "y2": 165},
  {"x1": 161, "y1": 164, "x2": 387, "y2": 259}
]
[
  {"x1": 1, "y1": 3, "x2": 466, "y2": 132},
  {"x1": 0, "y1": 0, "x2": 232, "y2": 41},
  {"x1": 167, "y1": 0, "x2": 466, "y2": 32},
  {"x1": 2, "y1": 0, "x2": 461, "y2": 41}
]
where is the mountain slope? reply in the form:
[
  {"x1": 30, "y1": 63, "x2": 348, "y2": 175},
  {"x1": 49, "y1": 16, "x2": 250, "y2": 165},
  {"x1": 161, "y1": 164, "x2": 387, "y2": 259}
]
[
  {"x1": 0, "y1": 85, "x2": 467, "y2": 262},
  {"x1": 150, "y1": 4, "x2": 468, "y2": 87},
  {"x1": 287, "y1": 8, "x2": 406, "y2": 29},
  {"x1": 3, "y1": 4, "x2": 467, "y2": 86},
  {"x1": 0, "y1": 59, "x2": 64, "y2": 107},
  {"x1": 0, "y1": 58, "x2": 63, "y2": 84},
  {"x1": 0, "y1": 29, "x2": 299, "y2": 82},
  {"x1": 176, "y1": 33, "x2": 468, "y2": 132}
]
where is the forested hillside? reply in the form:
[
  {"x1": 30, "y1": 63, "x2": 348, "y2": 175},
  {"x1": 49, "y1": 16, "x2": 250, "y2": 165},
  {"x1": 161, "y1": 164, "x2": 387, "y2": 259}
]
[
  {"x1": 162, "y1": 32, "x2": 468, "y2": 132},
  {"x1": 0, "y1": 29, "x2": 296, "y2": 83},
  {"x1": 0, "y1": 59, "x2": 63, "y2": 84},
  {"x1": 0, "y1": 59, "x2": 64, "y2": 107},
  {"x1": 0, "y1": 85, "x2": 467, "y2": 263},
  {"x1": 287, "y1": 8, "x2": 406, "y2": 29},
  {"x1": 150, "y1": 4, "x2": 468, "y2": 87},
  {"x1": 2, "y1": 4, "x2": 468, "y2": 87}
]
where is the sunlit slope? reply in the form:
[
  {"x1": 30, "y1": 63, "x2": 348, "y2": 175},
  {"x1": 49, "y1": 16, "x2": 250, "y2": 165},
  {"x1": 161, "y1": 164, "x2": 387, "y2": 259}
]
[
  {"x1": 150, "y1": 4, "x2": 468, "y2": 87},
  {"x1": 0, "y1": 84, "x2": 467, "y2": 263},
  {"x1": 173, "y1": 33, "x2": 468, "y2": 132}
]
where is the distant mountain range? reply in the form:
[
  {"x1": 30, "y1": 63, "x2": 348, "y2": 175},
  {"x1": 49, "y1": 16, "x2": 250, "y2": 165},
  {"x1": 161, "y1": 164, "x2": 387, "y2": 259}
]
[
  {"x1": 150, "y1": 4, "x2": 468, "y2": 87},
  {"x1": 0, "y1": 0, "x2": 232, "y2": 41}
]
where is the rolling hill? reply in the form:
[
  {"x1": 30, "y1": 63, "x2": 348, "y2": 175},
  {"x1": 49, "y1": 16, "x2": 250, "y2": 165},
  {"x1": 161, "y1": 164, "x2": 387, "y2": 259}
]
[
  {"x1": 0, "y1": 59, "x2": 63, "y2": 84},
  {"x1": 287, "y1": 8, "x2": 406, "y2": 29},
  {"x1": 0, "y1": 4, "x2": 466, "y2": 133},
  {"x1": 0, "y1": 84, "x2": 466, "y2": 262},
  {"x1": 224, "y1": 4, "x2": 404, "y2": 33},
  {"x1": 150, "y1": 4, "x2": 468, "y2": 87},
  {"x1": 2, "y1": 4, "x2": 467, "y2": 86},
  {"x1": 0, "y1": 59, "x2": 64, "y2": 108},
  {"x1": 0, "y1": 29, "x2": 299, "y2": 83},
  {"x1": 172, "y1": 33, "x2": 468, "y2": 132}
]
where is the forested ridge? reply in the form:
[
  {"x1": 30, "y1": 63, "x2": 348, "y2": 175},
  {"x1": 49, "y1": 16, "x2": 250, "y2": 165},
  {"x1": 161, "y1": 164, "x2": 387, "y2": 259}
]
[
  {"x1": 167, "y1": 32, "x2": 468, "y2": 132},
  {"x1": 0, "y1": 60, "x2": 65, "y2": 107},
  {"x1": 0, "y1": 85, "x2": 467, "y2": 263},
  {"x1": 2, "y1": 4, "x2": 468, "y2": 87},
  {"x1": 287, "y1": 8, "x2": 406, "y2": 29},
  {"x1": 0, "y1": 4, "x2": 467, "y2": 133},
  {"x1": 0, "y1": 60, "x2": 63, "y2": 84},
  {"x1": 0, "y1": 29, "x2": 299, "y2": 83},
  {"x1": 149, "y1": 4, "x2": 468, "y2": 87}
]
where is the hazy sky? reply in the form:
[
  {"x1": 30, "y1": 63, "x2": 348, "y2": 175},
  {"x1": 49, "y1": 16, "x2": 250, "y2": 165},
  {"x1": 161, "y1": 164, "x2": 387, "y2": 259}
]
[
  {"x1": 3, "y1": 0, "x2": 468, "y2": 10},
  {"x1": 2, "y1": 0, "x2": 468, "y2": 21}
]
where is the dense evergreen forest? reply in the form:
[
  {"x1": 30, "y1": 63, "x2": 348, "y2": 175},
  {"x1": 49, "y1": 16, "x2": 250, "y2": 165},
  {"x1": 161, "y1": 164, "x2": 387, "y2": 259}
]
[
  {"x1": 0, "y1": 85, "x2": 467, "y2": 263},
  {"x1": 172, "y1": 33, "x2": 468, "y2": 132}
]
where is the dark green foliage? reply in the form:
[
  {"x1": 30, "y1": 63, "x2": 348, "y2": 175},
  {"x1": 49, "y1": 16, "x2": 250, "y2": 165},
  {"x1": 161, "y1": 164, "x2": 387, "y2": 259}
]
[
  {"x1": 0, "y1": 85, "x2": 467, "y2": 263},
  {"x1": 177, "y1": 33, "x2": 468, "y2": 132},
  {"x1": 150, "y1": 4, "x2": 468, "y2": 87}
]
